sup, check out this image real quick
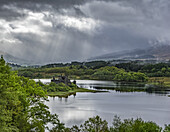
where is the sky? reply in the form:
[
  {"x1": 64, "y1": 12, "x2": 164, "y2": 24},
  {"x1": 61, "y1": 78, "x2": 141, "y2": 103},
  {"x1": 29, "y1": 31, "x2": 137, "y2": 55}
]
[{"x1": 0, "y1": 0, "x2": 170, "y2": 64}]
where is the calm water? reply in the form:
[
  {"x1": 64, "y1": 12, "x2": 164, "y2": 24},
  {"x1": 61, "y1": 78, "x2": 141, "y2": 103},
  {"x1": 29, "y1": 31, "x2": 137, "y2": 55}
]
[{"x1": 36, "y1": 79, "x2": 170, "y2": 127}]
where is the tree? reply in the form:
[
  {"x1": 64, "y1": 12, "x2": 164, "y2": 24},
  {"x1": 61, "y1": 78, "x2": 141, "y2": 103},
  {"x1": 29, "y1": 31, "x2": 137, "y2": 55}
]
[
  {"x1": 0, "y1": 56, "x2": 63, "y2": 131},
  {"x1": 164, "y1": 124, "x2": 170, "y2": 132},
  {"x1": 110, "y1": 115, "x2": 162, "y2": 132},
  {"x1": 80, "y1": 116, "x2": 109, "y2": 132}
]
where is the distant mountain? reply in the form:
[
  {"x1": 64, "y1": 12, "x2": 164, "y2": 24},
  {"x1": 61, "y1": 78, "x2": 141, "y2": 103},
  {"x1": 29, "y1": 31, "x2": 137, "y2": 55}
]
[
  {"x1": 1, "y1": 44, "x2": 170, "y2": 65},
  {"x1": 0, "y1": 51, "x2": 28, "y2": 64},
  {"x1": 89, "y1": 45, "x2": 170, "y2": 61}
]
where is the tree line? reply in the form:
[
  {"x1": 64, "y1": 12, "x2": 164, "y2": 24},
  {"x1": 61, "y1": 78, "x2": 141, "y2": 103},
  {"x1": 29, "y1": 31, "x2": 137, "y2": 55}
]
[
  {"x1": 17, "y1": 61, "x2": 170, "y2": 80},
  {"x1": 18, "y1": 65, "x2": 148, "y2": 82},
  {"x1": 115, "y1": 62, "x2": 170, "y2": 77}
]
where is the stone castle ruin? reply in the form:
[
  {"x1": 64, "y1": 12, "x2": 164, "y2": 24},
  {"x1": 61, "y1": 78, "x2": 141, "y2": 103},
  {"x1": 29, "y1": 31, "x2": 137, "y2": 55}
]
[{"x1": 51, "y1": 75, "x2": 76, "y2": 85}]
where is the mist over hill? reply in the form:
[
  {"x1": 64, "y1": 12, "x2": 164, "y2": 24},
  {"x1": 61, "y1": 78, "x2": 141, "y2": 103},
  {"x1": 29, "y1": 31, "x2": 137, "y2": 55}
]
[
  {"x1": 0, "y1": 51, "x2": 30, "y2": 64},
  {"x1": 1, "y1": 44, "x2": 169, "y2": 66},
  {"x1": 89, "y1": 45, "x2": 170, "y2": 61}
]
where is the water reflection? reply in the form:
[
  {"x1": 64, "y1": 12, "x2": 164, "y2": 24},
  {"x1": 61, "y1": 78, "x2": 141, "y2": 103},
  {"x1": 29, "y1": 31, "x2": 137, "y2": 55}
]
[
  {"x1": 46, "y1": 95, "x2": 97, "y2": 126},
  {"x1": 76, "y1": 80, "x2": 170, "y2": 96},
  {"x1": 45, "y1": 91, "x2": 170, "y2": 128},
  {"x1": 37, "y1": 79, "x2": 170, "y2": 127},
  {"x1": 34, "y1": 79, "x2": 170, "y2": 96}
]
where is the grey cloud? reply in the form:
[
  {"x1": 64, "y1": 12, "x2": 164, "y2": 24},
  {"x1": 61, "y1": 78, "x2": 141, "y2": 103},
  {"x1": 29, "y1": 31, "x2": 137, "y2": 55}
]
[
  {"x1": 80, "y1": 0, "x2": 170, "y2": 41},
  {"x1": 0, "y1": 0, "x2": 170, "y2": 64}
]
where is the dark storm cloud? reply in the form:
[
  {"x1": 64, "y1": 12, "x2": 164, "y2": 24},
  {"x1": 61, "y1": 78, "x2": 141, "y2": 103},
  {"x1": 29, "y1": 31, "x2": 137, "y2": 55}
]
[{"x1": 0, "y1": 0, "x2": 170, "y2": 64}]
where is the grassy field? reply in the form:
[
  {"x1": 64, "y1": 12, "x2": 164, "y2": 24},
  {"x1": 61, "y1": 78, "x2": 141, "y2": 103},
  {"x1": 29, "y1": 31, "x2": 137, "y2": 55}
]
[
  {"x1": 149, "y1": 77, "x2": 170, "y2": 87},
  {"x1": 47, "y1": 88, "x2": 108, "y2": 98}
]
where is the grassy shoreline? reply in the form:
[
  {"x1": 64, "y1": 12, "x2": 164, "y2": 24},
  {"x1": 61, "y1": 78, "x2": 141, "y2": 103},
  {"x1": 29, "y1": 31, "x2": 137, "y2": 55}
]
[
  {"x1": 149, "y1": 77, "x2": 170, "y2": 88},
  {"x1": 47, "y1": 88, "x2": 108, "y2": 98},
  {"x1": 42, "y1": 77, "x2": 170, "y2": 98}
]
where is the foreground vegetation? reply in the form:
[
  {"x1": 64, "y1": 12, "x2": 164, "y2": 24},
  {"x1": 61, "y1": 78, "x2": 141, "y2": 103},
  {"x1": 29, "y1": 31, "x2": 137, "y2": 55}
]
[
  {"x1": 1, "y1": 57, "x2": 170, "y2": 131},
  {"x1": 62, "y1": 115, "x2": 170, "y2": 132},
  {"x1": 0, "y1": 56, "x2": 64, "y2": 131}
]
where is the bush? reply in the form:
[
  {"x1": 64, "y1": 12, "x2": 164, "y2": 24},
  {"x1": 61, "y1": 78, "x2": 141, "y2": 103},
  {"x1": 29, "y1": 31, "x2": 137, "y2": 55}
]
[
  {"x1": 55, "y1": 115, "x2": 167, "y2": 132},
  {"x1": 42, "y1": 82, "x2": 72, "y2": 92},
  {"x1": 110, "y1": 115, "x2": 162, "y2": 132}
]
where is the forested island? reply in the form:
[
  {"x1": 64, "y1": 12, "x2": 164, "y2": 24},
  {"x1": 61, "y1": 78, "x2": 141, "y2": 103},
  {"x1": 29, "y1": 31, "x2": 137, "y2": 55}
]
[{"x1": 1, "y1": 56, "x2": 170, "y2": 131}]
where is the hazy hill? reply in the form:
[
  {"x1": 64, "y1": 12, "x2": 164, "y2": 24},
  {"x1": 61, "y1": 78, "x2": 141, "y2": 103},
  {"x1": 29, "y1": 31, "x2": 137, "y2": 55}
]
[
  {"x1": 89, "y1": 45, "x2": 170, "y2": 61},
  {"x1": 1, "y1": 44, "x2": 170, "y2": 65},
  {"x1": 0, "y1": 51, "x2": 28, "y2": 64}
]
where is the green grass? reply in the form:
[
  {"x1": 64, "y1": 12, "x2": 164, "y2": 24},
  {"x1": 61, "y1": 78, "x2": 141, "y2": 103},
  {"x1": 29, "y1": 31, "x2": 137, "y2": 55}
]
[
  {"x1": 149, "y1": 77, "x2": 170, "y2": 87},
  {"x1": 47, "y1": 91, "x2": 76, "y2": 98},
  {"x1": 74, "y1": 88, "x2": 106, "y2": 93},
  {"x1": 47, "y1": 88, "x2": 108, "y2": 98}
]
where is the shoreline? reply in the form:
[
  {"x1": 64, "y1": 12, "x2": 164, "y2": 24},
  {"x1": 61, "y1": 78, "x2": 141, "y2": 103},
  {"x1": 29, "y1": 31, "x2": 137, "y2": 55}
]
[
  {"x1": 36, "y1": 78, "x2": 170, "y2": 98},
  {"x1": 47, "y1": 87, "x2": 108, "y2": 98}
]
